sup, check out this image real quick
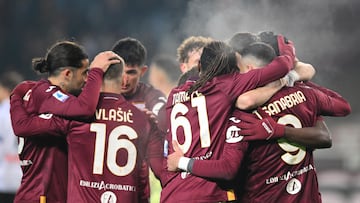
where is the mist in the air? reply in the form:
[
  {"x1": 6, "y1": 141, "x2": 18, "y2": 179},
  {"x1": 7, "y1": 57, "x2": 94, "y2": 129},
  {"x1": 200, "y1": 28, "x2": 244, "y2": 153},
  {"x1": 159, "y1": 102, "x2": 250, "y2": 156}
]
[{"x1": 162, "y1": 0, "x2": 359, "y2": 114}]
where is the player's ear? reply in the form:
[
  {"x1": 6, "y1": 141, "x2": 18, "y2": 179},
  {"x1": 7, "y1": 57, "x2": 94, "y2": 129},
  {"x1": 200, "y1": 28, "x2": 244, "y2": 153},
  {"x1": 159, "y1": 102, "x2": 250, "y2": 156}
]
[
  {"x1": 247, "y1": 64, "x2": 254, "y2": 70},
  {"x1": 62, "y1": 68, "x2": 73, "y2": 79},
  {"x1": 180, "y1": 63, "x2": 187, "y2": 73},
  {"x1": 140, "y1": 65, "x2": 148, "y2": 76}
]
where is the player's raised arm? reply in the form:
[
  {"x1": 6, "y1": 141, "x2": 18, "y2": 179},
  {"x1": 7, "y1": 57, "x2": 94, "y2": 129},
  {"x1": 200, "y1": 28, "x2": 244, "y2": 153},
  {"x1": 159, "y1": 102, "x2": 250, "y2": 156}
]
[
  {"x1": 39, "y1": 51, "x2": 122, "y2": 118},
  {"x1": 10, "y1": 94, "x2": 70, "y2": 137}
]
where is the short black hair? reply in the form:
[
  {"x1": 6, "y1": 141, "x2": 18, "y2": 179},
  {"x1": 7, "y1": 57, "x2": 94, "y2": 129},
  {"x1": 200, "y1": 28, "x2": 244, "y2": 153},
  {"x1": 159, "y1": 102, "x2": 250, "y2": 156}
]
[
  {"x1": 241, "y1": 42, "x2": 276, "y2": 66},
  {"x1": 111, "y1": 37, "x2": 147, "y2": 67},
  {"x1": 103, "y1": 58, "x2": 124, "y2": 81},
  {"x1": 228, "y1": 32, "x2": 260, "y2": 54}
]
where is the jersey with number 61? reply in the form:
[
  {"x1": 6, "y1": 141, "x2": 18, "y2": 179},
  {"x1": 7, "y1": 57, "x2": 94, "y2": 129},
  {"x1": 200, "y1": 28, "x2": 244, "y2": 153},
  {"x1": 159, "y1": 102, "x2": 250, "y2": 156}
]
[
  {"x1": 161, "y1": 55, "x2": 293, "y2": 203},
  {"x1": 237, "y1": 82, "x2": 351, "y2": 203},
  {"x1": 66, "y1": 93, "x2": 163, "y2": 203}
]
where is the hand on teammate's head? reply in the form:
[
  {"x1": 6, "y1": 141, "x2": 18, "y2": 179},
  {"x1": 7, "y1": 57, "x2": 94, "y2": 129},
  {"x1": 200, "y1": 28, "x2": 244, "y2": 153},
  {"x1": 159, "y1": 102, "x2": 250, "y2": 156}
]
[{"x1": 90, "y1": 51, "x2": 122, "y2": 72}]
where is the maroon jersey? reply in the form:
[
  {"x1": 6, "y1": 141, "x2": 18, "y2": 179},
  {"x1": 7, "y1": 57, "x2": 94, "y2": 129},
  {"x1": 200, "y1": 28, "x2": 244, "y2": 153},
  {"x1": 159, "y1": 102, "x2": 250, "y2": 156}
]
[
  {"x1": 237, "y1": 83, "x2": 350, "y2": 203},
  {"x1": 189, "y1": 82, "x2": 351, "y2": 179},
  {"x1": 123, "y1": 82, "x2": 167, "y2": 201},
  {"x1": 66, "y1": 93, "x2": 163, "y2": 203},
  {"x1": 124, "y1": 82, "x2": 166, "y2": 116},
  {"x1": 161, "y1": 56, "x2": 292, "y2": 203},
  {"x1": 11, "y1": 69, "x2": 103, "y2": 203}
]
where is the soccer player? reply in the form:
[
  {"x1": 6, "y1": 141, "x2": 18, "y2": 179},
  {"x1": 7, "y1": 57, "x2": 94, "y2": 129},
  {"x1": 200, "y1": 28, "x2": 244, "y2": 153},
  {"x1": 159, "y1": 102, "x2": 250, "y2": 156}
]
[
  {"x1": 167, "y1": 42, "x2": 351, "y2": 203},
  {"x1": 177, "y1": 36, "x2": 213, "y2": 73},
  {"x1": 111, "y1": 37, "x2": 167, "y2": 202},
  {"x1": 10, "y1": 41, "x2": 121, "y2": 203},
  {"x1": 160, "y1": 36, "x2": 296, "y2": 202},
  {"x1": 11, "y1": 60, "x2": 165, "y2": 203}
]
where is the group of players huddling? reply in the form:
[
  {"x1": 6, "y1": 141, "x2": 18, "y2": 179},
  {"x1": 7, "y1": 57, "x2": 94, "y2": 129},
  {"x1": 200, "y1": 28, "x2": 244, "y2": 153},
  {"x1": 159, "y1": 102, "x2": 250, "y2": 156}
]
[{"x1": 9, "y1": 31, "x2": 351, "y2": 203}]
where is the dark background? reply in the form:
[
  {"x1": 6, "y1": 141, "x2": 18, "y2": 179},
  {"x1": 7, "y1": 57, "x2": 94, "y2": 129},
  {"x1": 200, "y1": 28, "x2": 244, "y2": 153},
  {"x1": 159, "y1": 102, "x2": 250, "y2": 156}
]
[{"x1": 1, "y1": 0, "x2": 359, "y2": 115}]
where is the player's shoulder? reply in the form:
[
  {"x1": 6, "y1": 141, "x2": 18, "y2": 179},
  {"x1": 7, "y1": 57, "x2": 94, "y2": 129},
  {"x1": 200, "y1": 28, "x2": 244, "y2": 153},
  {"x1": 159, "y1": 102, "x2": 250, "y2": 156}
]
[
  {"x1": 293, "y1": 82, "x2": 320, "y2": 96},
  {"x1": 31, "y1": 80, "x2": 73, "y2": 103},
  {"x1": 32, "y1": 80, "x2": 60, "y2": 93},
  {"x1": 139, "y1": 82, "x2": 165, "y2": 95},
  {"x1": 123, "y1": 100, "x2": 148, "y2": 118}
]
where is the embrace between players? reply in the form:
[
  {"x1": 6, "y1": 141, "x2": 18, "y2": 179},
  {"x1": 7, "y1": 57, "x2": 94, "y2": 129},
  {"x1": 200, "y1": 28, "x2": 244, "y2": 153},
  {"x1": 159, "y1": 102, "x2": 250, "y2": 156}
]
[{"x1": 10, "y1": 32, "x2": 351, "y2": 203}]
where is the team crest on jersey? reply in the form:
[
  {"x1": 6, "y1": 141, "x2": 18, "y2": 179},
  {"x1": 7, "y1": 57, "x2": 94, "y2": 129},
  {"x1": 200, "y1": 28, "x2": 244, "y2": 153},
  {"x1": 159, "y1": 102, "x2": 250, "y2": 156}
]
[
  {"x1": 52, "y1": 90, "x2": 69, "y2": 102},
  {"x1": 286, "y1": 178, "x2": 302, "y2": 195},
  {"x1": 100, "y1": 191, "x2": 117, "y2": 203},
  {"x1": 133, "y1": 102, "x2": 146, "y2": 110},
  {"x1": 226, "y1": 125, "x2": 243, "y2": 143}
]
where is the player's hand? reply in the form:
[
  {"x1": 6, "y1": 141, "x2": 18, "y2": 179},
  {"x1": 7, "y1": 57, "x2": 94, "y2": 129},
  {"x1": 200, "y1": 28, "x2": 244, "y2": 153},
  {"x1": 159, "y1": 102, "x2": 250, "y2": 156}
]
[
  {"x1": 277, "y1": 35, "x2": 296, "y2": 61},
  {"x1": 167, "y1": 140, "x2": 184, "y2": 172},
  {"x1": 10, "y1": 81, "x2": 36, "y2": 98},
  {"x1": 237, "y1": 109, "x2": 285, "y2": 141},
  {"x1": 89, "y1": 51, "x2": 122, "y2": 72},
  {"x1": 142, "y1": 108, "x2": 158, "y2": 124}
]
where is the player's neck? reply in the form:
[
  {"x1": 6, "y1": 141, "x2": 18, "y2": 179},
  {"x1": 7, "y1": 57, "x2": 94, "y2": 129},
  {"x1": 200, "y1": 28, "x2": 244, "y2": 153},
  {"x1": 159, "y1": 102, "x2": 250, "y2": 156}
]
[
  {"x1": 101, "y1": 81, "x2": 121, "y2": 94},
  {"x1": 48, "y1": 77, "x2": 68, "y2": 92}
]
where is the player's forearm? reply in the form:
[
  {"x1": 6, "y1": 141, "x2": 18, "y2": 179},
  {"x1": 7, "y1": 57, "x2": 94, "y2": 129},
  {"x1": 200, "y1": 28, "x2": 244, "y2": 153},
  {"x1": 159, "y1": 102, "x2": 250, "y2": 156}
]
[
  {"x1": 284, "y1": 120, "x2": 332, "y2": 149},
  {"x1": 307, "y1": 82, "x2": 351, "y2": 117},
  {"x1": 10, "y1": 95, "x2": 67, "y2": 137},
  {"x1": 236, "y1": 80, "x2": 284, "y2": 110},
  {"x1": 147, "y1": 127, "x2": 165, "y2": 181},
  {"x1": 40, "y1": 68, "x2": 103, "y2": 119},
  {"x1": 293, "y1": 61, "x2": 315, "y2": 81},
  {"x1": 179, "y1": 146, "x2": 245, "y2": 180},
  {"x1": 259, "y1": 56, "x2": 292, "y2": 87}
]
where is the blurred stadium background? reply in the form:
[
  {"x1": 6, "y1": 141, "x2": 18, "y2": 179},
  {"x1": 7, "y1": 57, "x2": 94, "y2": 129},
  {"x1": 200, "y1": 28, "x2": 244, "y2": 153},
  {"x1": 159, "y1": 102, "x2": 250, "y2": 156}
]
[{"x1": 1, "y1": 0, "x2": 359, "y2": 202}]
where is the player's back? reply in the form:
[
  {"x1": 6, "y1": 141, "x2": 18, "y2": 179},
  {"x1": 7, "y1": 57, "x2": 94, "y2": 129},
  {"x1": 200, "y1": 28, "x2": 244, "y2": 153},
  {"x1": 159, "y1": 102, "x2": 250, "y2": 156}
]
[
  {"x1": 160, "y1": 58, "x2": 292, "y2": 202},
  {"x1": 239, "y1": 83, "x2": 326, "y2": 203},
  {"x1": 161, "y1": 75, "x2": 256, "y2": 202},
  {"x1": 66, "y1": 93, "x2": 152, "y2": 203}
]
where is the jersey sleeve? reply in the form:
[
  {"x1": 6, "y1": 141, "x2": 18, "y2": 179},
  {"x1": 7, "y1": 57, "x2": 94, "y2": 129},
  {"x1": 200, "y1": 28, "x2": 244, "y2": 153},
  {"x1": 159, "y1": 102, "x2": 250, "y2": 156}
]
[
  {"x1": 306, "y1": 82, "x2": 351, "y2": 117},
  {"x1": 156, "y1": 105, "x2": 168, "y2": 133},
  {"x1": 146, "y1": 123, "x2": 165, "y2": 180},
  {"x1": 228, "y1": 55, "x2": 292, "y2": 101},
  {"x1": 10, "y1": 94, "x2": 70, "y2": 137},
  {"x1": 39, "y1": 68, "x2": 104, "y2": 118},
  {"x1": 145, "y1": 88, "x2": 167, "y2": 116},
  {"x1": 191, "y1": 141, "x2": 248, "y2": 180}
]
